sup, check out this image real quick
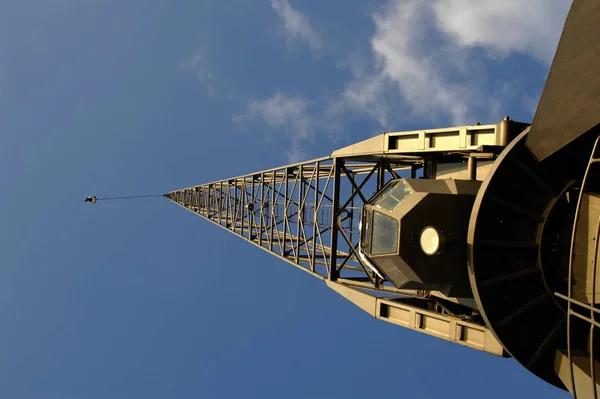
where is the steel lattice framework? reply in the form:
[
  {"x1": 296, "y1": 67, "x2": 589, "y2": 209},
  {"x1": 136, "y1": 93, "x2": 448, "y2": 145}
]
[
  {"x1": 167, "y1": 156, "x2": 420, "y2": 291},
  {"x1": 165, "y1": 122, "x2": 514, "y2": 356}
]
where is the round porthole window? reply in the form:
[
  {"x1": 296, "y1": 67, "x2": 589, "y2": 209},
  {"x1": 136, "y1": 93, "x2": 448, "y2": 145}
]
[{"x1": 420, "y1": 226, "x2": 440, "y2": 255}]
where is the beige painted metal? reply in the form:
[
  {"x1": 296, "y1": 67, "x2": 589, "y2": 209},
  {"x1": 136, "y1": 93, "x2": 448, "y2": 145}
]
[
  {"x1": 331, "y1": 122, "x2": 502, "y2": 158},
  {"x1": 555, "y1": 349, "x2": 600, "y2": 397},
  {"x1": 167, "y1": 118, "x2": 518, "y2": 363},
  {"x1": 326, "y1": 280, "x2": 505, "y2": 356},
  {"x1": 404, "y1": 178, "x2": 482, "y2": 196},
  {"x1": 429, "y1": 291, "x2": 477, "y2": 309},
  {"x1": 436, "y1": 161, "x2": 495, "y2": 181},
  {"x1": 572, "y1": 193, "x2": 600, "y2": 303}
]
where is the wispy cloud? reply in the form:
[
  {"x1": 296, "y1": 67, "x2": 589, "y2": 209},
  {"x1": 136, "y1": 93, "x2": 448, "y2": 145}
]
[
  {"x1": 213, "y1": 1, "x2": 570, "y2": 164},
  {"x1": 271, "y1": 0, "x2": 322, "y2": 52},
  {"x1": 331, "y1": 0, "x2": 570, "y2": 128},
  {"x1": 432, "y1": 0, "x2": 569, "y2": 65},
  {"x1": 181, "y1": 54, "x2": 214, "y2": 94},
  {"x1": 241, "y1": 92, "x2": 314, "y2": 162}
]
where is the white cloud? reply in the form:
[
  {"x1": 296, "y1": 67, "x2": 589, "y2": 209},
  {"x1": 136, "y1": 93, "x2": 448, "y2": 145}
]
[
  {"x1": 432, "y1": 0, "x2": 570, "y2": 65},
  {"x1": 233, "y1": 1, "x2": 571, "y2": 162},
  {"x1": 271, "y1": 0, "x2": 322, "y2": 52},
  {"x1": 182, "y1": 54, "x2": 214, "y2": 94},
  {"x1": 333, "y1": 0, "x2": 570, "y2": 128},
  {"x1": 243, "y1": 92, "x2": 314, "y2": 162},
  {"x1": 332, "y1": 72, "x2": 391, "y2": 127}
]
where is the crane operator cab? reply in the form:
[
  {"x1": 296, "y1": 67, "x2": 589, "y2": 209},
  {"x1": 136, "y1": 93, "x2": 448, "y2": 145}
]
[{"x1": 359, "y1": 178, "x2": 482, "y2": 298}]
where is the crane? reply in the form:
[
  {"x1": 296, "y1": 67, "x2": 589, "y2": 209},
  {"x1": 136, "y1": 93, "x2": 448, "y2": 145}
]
[{"x1": 92, "y1": 0, "x2": 600, "y2": 396}]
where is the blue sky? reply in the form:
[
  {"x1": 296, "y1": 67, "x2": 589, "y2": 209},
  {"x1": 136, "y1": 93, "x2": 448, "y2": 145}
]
[{"x1": 1, "y1": 1, "x2": 574, "y2": 398}]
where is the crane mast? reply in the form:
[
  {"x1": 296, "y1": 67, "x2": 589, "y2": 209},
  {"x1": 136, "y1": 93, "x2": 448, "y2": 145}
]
[
  {"x1": 166, "y1": 120, "x2": 523, "y2": 357},
  {"x1": 161, "y1": 0, "x2": 600, "y2": 395}
]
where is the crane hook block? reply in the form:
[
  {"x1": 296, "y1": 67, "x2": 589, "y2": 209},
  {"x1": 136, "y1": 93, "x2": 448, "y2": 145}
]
[{"x1": 85, "y1": 196, "x2": 97, "y2": 204}]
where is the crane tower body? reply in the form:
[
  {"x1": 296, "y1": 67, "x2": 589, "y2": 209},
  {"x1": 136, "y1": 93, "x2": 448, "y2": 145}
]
[{"x1": 163, "y1": 0, "x2": 600, "y2": 396}]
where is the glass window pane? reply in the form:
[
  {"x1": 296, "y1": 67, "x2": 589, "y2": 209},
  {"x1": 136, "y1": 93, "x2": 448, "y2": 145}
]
[
  {"x1": 375, "y1": 180, "x2": 412, "y2": 211},
  {"x1": 368, "y1": 180, "x2": 397, "y2": 205},
  {"x1": 371, "y1": 212, "x2": 399, "y2": 255},
  {"x1": 377, "y1": 194, "x2": 401, "y2": 210},
  {"x1": 361, "y1": 209, "x2": 372, "y2": 252}
]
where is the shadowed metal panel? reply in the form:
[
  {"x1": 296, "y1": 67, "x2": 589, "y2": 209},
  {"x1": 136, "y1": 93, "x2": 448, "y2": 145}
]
[{"x1": 526, "y1": 0, "x2": 600, "y2": 161}]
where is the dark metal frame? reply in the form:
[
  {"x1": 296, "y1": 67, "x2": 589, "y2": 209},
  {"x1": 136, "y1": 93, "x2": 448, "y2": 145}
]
[
  {"x1": 555, "y1": 135, "x2": 600, "y2": 398},
  {"x1": 167, "y1": 155, "x2": 418, "y2": 295}
]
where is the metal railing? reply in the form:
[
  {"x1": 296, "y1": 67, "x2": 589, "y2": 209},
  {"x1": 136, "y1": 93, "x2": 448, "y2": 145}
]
[{"x1": 555, "y1": 135, "x2": 600, "y2": 398}]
